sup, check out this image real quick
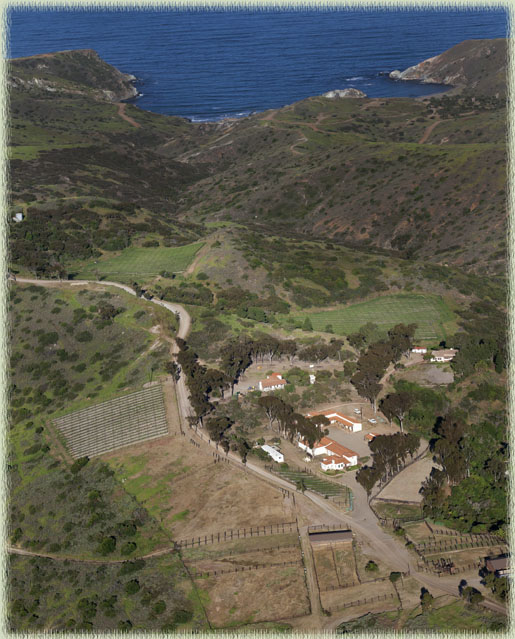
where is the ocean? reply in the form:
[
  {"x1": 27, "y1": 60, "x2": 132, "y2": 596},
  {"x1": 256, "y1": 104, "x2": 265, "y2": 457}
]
[{"x1": 7, "y1": 7, "x2": 508, "y2": 121}]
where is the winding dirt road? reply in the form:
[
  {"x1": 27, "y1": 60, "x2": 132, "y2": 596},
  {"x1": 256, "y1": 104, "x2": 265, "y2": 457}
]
[{"x1": 10, "y1": 277, "x2": 507, "y2": 624}]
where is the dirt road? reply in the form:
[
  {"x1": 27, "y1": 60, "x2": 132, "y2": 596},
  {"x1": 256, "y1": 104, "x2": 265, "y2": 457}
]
[
  {"x1": 116, "y1": 102, "x2": 141, "y2": 128},
  {"x1": 10, "y1": 277, "x2": 507, "y2": 625}
]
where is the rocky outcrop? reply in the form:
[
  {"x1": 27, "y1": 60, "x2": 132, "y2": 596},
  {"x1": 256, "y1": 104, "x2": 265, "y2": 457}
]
[
  {"x1": 389, "y1": 38, "x2": 506, "y2": 96},
  {"x1": 9, "y1": 49, "x2": 139, "y2": 102},
  {"x1": 323, "y1": 88, "x2": 367, "y2": 99}
]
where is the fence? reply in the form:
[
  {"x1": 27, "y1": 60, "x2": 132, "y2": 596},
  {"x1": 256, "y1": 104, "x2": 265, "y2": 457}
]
[
  {"x1": 428, "y1": 526, "x2": 505, "y2": 545},
  {"x1": 183, "y1": 543, "x2": 298, "y2": 559},
  {"x1": 175, "y1": 521, "x2": 297, "y2": 548},
  {"x1": 415, "y1": 537, "x2": 507, "y2": 554},
  {"x1": 308, "y1": 524, "x2": 353, "y2": 533},
  {"x1": 326, "y1": 592, "x2": 395, "y2": 612},
  {"x1": 416, "y1": 560, "x2": 483, "y2": 576},
  {"x1": 320, "y1": 574, "x2": 407, "y2": 593},
  {"x1": 190, "y1": 559, "x2": 303, "y2": 579}
]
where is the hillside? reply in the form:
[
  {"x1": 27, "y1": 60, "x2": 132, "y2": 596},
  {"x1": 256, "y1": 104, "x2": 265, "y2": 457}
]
[
  {"x1": 7, "y1": 40, "x2": 507, "y2": 280},
  {"x1": 8, "y1": 48, "x2": 139, "y2": 101},
  {"x1": 389, "y1": 38, "x2": 507, "y2": 96}
]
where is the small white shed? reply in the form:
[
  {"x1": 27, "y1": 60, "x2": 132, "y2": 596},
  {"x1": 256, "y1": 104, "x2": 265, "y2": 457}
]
[{"x1": 261, "y1": 445, "x2": 284, "y2": 463}]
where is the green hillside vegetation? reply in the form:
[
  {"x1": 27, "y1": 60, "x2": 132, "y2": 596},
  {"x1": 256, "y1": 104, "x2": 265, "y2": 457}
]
[
  {"x1": 8, "y1": 553, "x2": 200, "y2": 632},
  {"x1": 337, "y1": 598, "x2": 506, "y2": 632},
  {"x1": 8, "y1": 43, "x2": 507, "y2": 280},
  {"x1": 7, "y1": 284, "x2": 178, "y2": 560}
]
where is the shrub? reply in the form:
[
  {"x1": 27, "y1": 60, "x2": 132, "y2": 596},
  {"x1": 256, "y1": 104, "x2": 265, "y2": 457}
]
[
  {"x1": 76, "y1": 331, "x2": 93, "y2": 343},
  {"x1": 121, "y1": 542, "x2": 137, "y2": 556},
  {"x1": 173, "y1": 609, "x2": 193, "y2": 624},
  {"x1": 70, "y1": 457, "x2": 89, "y2": 474},
  {"x1": 97, "y1": 536, "x2": 116, "y2": 556},
  {"x1": 124, "y1": 579, "x2": 140, "y2": 595},
  {"x1": 153, "y1": 601, "x2": 166, "y2": 615}
]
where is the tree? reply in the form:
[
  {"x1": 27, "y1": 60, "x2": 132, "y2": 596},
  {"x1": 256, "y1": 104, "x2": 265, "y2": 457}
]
[
  {"x1": 302, "y1": 317, "x2": 313, "y2": 332},
  {"x1": 280, "y1": 339, "x2": 298, "y2": 363},
  {"x1": 70, "y1": 456, "x2": 89, "y2": 474},
  {"x1": 365, "y1": 560, "x2": 378, "y2": 572},
  {"x1": 356, "y1": 465, "x2": 381, "y2": 497},
  {"x1": 388, "y1": 323, "x2": 417, "y2": 360},
  {"x1": 380, "y1": 392, "x2": 414, "y2": 432},
  {"x1": 205, "y1": 415, "x2": 232, "y2": 442},
  {"x1": 461, "y1": 586, "x2": 484, "y2": 605},
  {"x1": 420, "y1": 588, "x2": 434, "y2": 612},
  {"x1": 351, "y1": 370, "x2": 382, "y2": 413}
]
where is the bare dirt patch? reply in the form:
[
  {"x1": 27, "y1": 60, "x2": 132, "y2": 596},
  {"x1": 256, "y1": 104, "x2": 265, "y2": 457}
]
[
  {"x1": 313, "y1": 545, "x2": 358, "y2": 589},
  {"x1": 376, "y1": 454, "x2": 436, "y2": 504},
  {"x1": 199, "y1": 565, "x2": 310, "y2": 628},
  {"x1": 103, "y1": 428, "x2": 296, "y2": 540},
  {"x1": 320, "y1": 579, "x2": 397, "y2": 612}
]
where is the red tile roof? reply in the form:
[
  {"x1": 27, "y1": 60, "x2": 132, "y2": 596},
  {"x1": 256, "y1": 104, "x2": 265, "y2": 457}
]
[{"x1": 260, "y1": 377, "x2": 287, "y2": 388}]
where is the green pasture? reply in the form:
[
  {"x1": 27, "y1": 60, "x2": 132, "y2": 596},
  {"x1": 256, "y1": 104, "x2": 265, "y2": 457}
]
[
  {"x1": 78, "y1": 242, "x2": 204, "y2": 278},
  {"x1": 290, "y1": 294, "x2": 455, "y2": 341}
]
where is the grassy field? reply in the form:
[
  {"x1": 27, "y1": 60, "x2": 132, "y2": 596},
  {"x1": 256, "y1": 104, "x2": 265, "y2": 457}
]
[
  {"x1": 289, "y1": 294, "x2": 456, "y2": 341},
  {"x1": 78, "y1": 242, "x2": 204, "y2": 279}
]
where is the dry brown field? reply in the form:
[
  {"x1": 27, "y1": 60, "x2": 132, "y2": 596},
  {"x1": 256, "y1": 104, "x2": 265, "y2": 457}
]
[
  {"x1": 198, "y1": 564, "x2": 310, "y2": 628},
  {"x1": 103, "y1": 417, "x2": 296, "y2": 541}
]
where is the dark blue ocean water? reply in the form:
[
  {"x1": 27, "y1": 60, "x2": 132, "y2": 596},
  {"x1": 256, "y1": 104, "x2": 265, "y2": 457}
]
[{"x1": 8, "y1": 8, "x2": 507, "y2": 121}]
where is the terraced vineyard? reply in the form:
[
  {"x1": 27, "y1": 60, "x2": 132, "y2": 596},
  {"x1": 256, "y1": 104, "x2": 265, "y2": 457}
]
[
  {"x1": 78, "y1": 242, "x2": 204, "y2": 278},
  {"x1": 291, "y1": 294, "x2": 455, "y2": 341},
  {"x1": 54, "y1": 384, "x2": 168, "y2": 458}
]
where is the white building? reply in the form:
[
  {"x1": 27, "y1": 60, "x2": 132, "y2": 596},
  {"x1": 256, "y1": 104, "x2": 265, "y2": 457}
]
[
  {"x1": 430, "y1": 348, "x2": 458, "y2": 363},
  {"x1": 411, "y1": 346, "x2": 427, "y2": 354},
  {"x1": 261, "y1": 444, "x2": 284, "y2": 463},
  {"x1": 307, "y1": 410, "x2": 362, "y2": 433},
  {"x1": 12, "y1": 213, "x2": 23, "y2": 223},
  {"x1": 309, "y1": 374, "x2": 316, "y2": 385},
  {"x1": 320, "y1": 456, "x2": 349, "y2": 471},
  {"x1": 298, "y1": 436, "x2": 358, "y2": 469},
  {"x1": 258, "y1": 373, "x2": 287, "y2": 392}
]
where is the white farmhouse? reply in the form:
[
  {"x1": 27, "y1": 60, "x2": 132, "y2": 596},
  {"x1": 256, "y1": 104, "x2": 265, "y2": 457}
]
[
  {"x1": 298, "y1": 436, "x2": 358, "y2": 470},
  {"x1": 258, "y1": 372, "x2": 287, "y2": 392},
  {"x1": 430, "y1": 348, "x2": 458, "y2": 362},
  {"x1": 261, "y1": 444, "x2": 284, "y2": 463}
]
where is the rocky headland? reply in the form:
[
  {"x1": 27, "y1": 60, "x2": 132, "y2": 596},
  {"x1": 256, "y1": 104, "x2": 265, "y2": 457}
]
[{"x1": 389, "y1": 38, "x2": 506, "y2": 96}]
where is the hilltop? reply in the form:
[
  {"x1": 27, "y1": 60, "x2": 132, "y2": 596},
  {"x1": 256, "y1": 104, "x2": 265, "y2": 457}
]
[{"x1": 8, "y1": 48, "x2": 138, "y2": 101}]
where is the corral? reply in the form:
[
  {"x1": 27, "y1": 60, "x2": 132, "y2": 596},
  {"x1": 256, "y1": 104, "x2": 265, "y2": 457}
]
[
  {"x1": 291, "y1": 294, "x2": 454, "y2": 341},
  {"x1": 53, "y1": 384, "x2": 168, "y2": 458}
]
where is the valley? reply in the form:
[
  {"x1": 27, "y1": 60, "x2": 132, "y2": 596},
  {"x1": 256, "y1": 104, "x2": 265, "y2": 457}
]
[{"x1": 5, "y1": 37, "x2": 509, "y2": 632}]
